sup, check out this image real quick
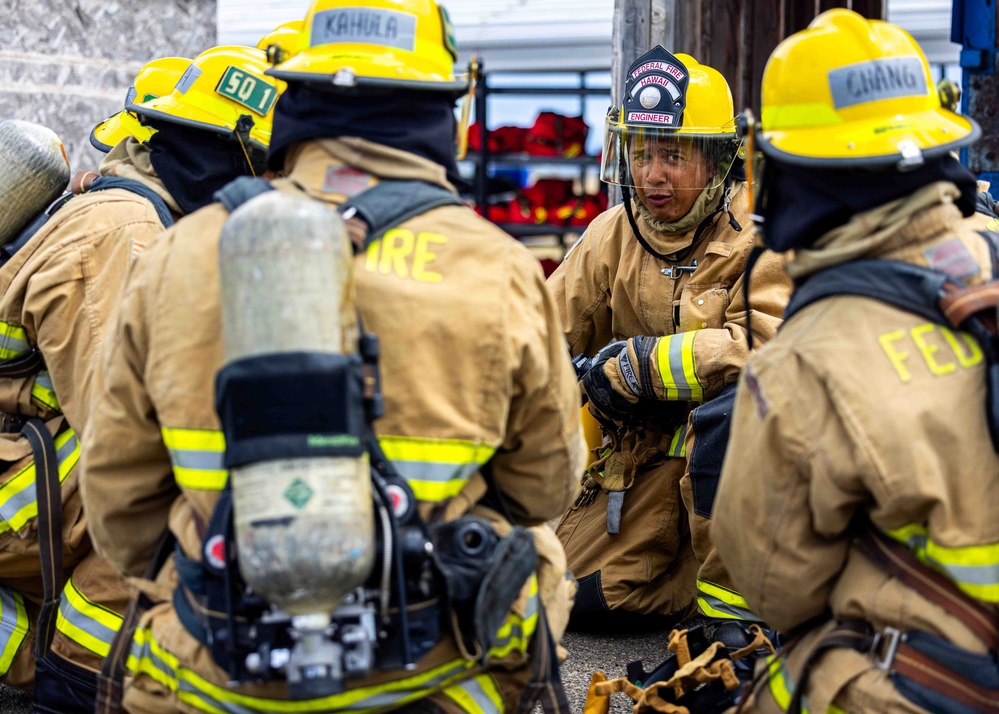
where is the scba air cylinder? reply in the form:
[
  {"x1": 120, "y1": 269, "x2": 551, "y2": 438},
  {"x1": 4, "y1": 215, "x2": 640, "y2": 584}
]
[
  {"x1": 217, "y1": 190, "x2": 374, "y2": 620},
  {"x1": 0, "y1": 120, "x2": 70, "y2": 245}
]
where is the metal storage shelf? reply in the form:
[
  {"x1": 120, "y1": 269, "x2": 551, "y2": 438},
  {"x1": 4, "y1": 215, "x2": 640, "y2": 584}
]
[
  {"x1": 497, "y1": 222, "x2": 587, "y2": 238},
  {"x1": 471, "y1": 64, "x2": 609, "y2": 214},
  {"x1": 463, "y1": 152, "x2": 600, "y2": 167}
]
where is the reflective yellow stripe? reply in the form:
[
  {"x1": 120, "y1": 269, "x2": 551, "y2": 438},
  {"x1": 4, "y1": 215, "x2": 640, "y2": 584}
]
[
  {"x1": 0, "y1": 321, "x2": 29, "y2": 361},
  {"x1": 655, "y1": 331, "x2": 703, "y2": 402},
  {"x1": 31, "y1": 371, "x2": 58, "y2": 409},
  {"x1": 56, "y1": 575, "x2": 123, "y2": 657},
  {"x1": 765, "y1": 655, "x2": 846, "y2": 713},
  {"x1": 761, "y1": 103, "x2": 843, "y2": 131},
  {"x1": 0, "y1": 428, "x2": 79, "y2": 535},
  {"x1": 485, "y1": 575, "x2": 538, "y2": 661},
  {"x1": 378, "y1": 435, "x2": 497, "y2": 503},
  {"x1": 128, "y1": 626, "x2": 473, "y2": 713},
  {"x1": 31, "y1": 370, "x2": 60, "y2": 411},
  {"x1": 883, "y1": 524, "x2": 999, "y2": 603},
  {"x1": 0, "y1": 587, "x2": 28, "y2": 676},
  {"x1": 161, "y1": 429, "x2": 495, "y2": 501},
  {"x1": 696, "y1": 579, "x2": 759, "y2": 622},
  {"x1": 162, "y1": 427, "x2": 228, "y2": 491},
  {"x1": 0, "y1": 321, "x2": 60, "y2": 411},
  {"x1": 666, "y1": 424, "x2": 687, "y2": 458},
  {"x1": 127, "y1": 578, "x2": 537, "y2": 713},
  {"x1": 442, "y1": 674, "x2": 504, "y2": 714}
]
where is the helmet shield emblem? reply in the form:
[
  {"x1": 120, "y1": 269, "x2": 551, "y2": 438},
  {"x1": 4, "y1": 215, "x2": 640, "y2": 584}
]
[{"x1": 623, "y1": 46, "x2": 689, "y2": 128}]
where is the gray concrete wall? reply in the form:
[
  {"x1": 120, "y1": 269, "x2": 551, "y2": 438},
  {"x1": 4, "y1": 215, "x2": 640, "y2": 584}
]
[{"x1": 0, "y1": 0, "x2": 217, "y2": 173}]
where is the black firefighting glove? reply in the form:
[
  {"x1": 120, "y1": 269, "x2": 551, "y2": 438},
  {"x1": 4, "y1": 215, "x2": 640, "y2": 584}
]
[{"x1": 580, "y1": 339, "x2": 640, "y2": 422}]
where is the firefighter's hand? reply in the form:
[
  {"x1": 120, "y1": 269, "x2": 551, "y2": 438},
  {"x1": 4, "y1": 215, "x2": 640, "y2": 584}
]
[{"x1": 580, "y1": 340, "x2": 639, "y2": 422}]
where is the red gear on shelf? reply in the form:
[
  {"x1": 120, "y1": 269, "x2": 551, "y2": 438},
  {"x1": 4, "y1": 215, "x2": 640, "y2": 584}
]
[
  {"x1": 524, "y1": 112, "x2": 588, "y2": 157},
  {"x1": 552, "y1": 192, "x2": 608, "y2": 227},
  {"x1": 468, "y1": 123, "x2": 529, "y2": 154}
]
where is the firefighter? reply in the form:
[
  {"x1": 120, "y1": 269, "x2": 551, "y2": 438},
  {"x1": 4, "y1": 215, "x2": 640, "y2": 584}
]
[
  {"x1": 0, "y1": 46, "x2": 281, "y2": 714},
  {"x1": 79, "y1": 1, "x2": 582, "y2": 713},
  {"x1": 551, "y1": 46, "x2": 790, "y2": 634},
  {"x1": 713, "y1": 9, "x2": 999, "y2": 712}
]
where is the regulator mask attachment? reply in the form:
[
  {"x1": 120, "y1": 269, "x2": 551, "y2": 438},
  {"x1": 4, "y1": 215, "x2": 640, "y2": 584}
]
[{"x1": 600, "y1": 46, "x2": 742, "y2": 194}]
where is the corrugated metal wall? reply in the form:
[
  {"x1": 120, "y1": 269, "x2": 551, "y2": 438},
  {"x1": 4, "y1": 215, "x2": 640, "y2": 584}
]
[{"x1": 0, "y1": 0, "x2": 217, "y2": 172}]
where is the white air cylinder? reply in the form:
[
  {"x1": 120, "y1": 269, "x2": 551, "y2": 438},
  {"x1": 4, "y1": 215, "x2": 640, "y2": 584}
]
[
  {"x1": 218, "y1": 190, "x2": 374, "y2": 616},
  {"x1": 0, "y1": 120, "x2": 71, "y2": 245}
]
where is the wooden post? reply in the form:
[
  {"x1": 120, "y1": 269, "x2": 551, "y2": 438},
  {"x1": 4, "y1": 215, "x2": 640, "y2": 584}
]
[
  {"x1": 612, "y1": 0, "x2": 885, "y2": 116},
  {"x1": 611, "y1": 0, "x2": 676, "y2": 107}
]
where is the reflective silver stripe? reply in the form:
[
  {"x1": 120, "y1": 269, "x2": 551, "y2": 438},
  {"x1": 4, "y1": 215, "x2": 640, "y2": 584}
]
[
  {"x1": 0, "y1": 333, "x2": 29, "y2": 357},
  {"x1": 167, "y1": 448, "x2": 225, "y2": 472},
  {"x1": 893, "y1": 531, "x2": 999, "y2": 589},
  {"x1": 129, "y1": 627, "x2": 472, "y2": 713},
  {"x1": 34, "y1": 371, "x2": 53, "y2": 390},
  {"x1": 697, "y1": 593, "x2": 759, "y2": 621},
  {"x1": 667, "y1": 424, "x2": 687, "y2": 458},
  {"x1": 523, "y1": 590, "x2": 539, "y2": 622},
  {"x1": 57, "y1": 580, "x2": 119, "y2": 655},
  {"x1": 448, "y1": 676, "x2": 502, "y2": 714},
  {"x1": 0, "y1": 587, "x2": 28, "y2": 675},
  {"x1": 0, "y1": 433, "x2": 78, "y2": 524},
  {"x1": 668, "y1": 336, "x2": 695, "y2": 400},
  {"x1": 392, "y1": 460, "x2": 480, "y2": 484}
]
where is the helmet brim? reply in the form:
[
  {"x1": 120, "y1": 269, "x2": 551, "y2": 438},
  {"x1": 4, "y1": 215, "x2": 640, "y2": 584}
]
[
  {"x1": 758, "y1": 109, "x2": 980, "y2": 169},
  {"x1": 267, "y1": 50, "x2": 468, "y2": 94},
  {"x1": 128, "y1": 97, "x2": 271, "y2": 149},
  {"x1": 91, "y1": 111, "x2": 153, "y2": 153}
]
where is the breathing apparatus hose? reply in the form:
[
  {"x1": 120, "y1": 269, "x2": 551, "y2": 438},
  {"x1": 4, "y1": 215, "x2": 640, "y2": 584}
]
[{"x1": 368, "y1": 462, "x2": 415, "y2": 666}]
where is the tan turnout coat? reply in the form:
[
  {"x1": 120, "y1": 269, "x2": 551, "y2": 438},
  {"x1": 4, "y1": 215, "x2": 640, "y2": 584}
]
[{"x1": 714, "y1": 183, "x2": 999, "y2": 712}]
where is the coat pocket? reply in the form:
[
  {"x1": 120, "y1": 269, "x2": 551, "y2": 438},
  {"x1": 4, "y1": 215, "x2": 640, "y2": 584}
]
[{"x1": 679, "y1": 284, "x2": 730, "y2": 333}]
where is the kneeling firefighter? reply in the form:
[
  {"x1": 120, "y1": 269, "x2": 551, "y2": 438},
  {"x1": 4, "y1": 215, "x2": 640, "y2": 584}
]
[
  {"x1": 80, "y1": 1, "x2": 583, "y2": 713},
  {"x1": 551, "y1": 46, "x2": 791, "y2": 640},
  {"x1": 713, "y1": 9, "x2": 999, "y2": 713},
  {"x1": 0, "y1": 47, "x2": 280, "y2": 714}
]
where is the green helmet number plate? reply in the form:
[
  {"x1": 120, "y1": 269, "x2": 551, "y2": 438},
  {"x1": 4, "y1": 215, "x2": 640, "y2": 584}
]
[{"x1": 216, "y1": 66, "x2": 278, "y2": 116}]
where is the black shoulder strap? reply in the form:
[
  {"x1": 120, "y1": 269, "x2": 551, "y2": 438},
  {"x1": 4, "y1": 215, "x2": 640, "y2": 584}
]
[
  {"x1": 977, "y1": 230, "x2": 999, "y2": 277},
  {"x1": 87, "y1": 176, "x2": 175, "y2": 228},
  {"x1": 213, "y1": 176, "x2": 275, "y2": 214},
  {"x1": 0, "y1": 192, "x2": 74, "y2": 269},
  {"x1": 784, "y1": 260, "x2": 950, "y2": 325},
  {"x1": 341, "y1": 180, "x2": 465, "y2": 250}
]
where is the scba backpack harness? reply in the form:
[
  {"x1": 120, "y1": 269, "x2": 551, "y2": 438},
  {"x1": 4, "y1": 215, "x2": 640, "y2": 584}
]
[
  {"x1": 98, "y1": 177, "x2": 570, "y2": 714},
  {"x1": 772, "y1": 232, "x2": 999, "y2": 714}
]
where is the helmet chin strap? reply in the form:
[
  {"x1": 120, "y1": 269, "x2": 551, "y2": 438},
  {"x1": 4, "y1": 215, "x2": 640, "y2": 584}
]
[
  {"x1": 623, "y1": 176, "x2": 742, "y2": 264},
  {"x1": 622, "y1": 184, "x2": 673, "y2": 262}
]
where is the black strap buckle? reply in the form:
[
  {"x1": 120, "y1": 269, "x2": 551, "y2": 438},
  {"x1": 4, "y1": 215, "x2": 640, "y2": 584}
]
[{"x1": 0, "y1": 413, "x2": 24, "y2": 434}]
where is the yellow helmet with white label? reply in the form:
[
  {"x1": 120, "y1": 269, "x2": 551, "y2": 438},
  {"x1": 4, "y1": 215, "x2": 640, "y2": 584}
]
[
  {"x1": 266, "y1": 0, "x2": 467, "y2": 94},
  {"x1": 758, "y1": 8, "x2": 979, "y2": 168},
  {"x1": 128, "y1": 45, "x2": 284, "y2": 150}
]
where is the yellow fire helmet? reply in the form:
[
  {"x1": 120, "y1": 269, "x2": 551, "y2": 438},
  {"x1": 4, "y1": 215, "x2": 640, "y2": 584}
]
[
  {"x1": 257, "y1": 20, "x2": 304, "y2": 65},
  {"x1": 266, "y1": 0, "x2": 468, "y2": 94},
  {"x1": 128, "y1": 45, "x2": 285, "y2": 151},
  {"x1": 90, "y1": 57, "x2": 191, "y2": 153},
  {"x1": 758, "y1": 8, "x2": 980, "y2": 169},
  {"x1": 601, "y1": 46, "x2": 743, "y2": 192}
]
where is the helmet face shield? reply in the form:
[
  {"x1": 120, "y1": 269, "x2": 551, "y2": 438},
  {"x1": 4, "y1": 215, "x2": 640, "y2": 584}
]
[{"x1": 600, "y1": 116, "x2": 743, "y2": 191}]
